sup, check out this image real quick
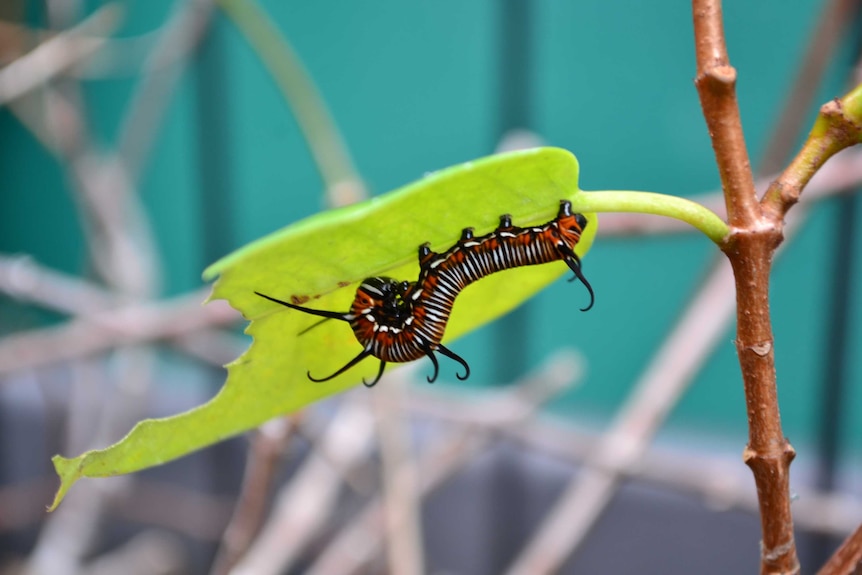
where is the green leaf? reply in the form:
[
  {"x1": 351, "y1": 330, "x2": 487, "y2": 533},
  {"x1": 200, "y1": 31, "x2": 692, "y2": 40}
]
[{"x1": 50, "y1": 147, "x2": 596, "y2": 510}]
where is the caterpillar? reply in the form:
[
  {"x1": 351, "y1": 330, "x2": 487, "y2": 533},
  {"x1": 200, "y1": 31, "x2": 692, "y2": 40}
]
[{"x1": 256, "y1": 199, "x2": 593, "y2": 387}]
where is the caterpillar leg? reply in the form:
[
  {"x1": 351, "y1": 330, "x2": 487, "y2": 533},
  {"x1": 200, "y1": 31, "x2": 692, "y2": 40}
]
[
  {"x1": 363, "y1": 360, "x2": 387, "y2": 388},
  {"x1": 307, "y1": 349, "x2": 372, "y2": 382},
  {"x1": 437, "y1": 344, "x2": 471, "y2": 381},
  {"x1": 418, "y1": 340, "x2": 441, "y2": 383},
  {"x1": 419, "y1": 340, "x2": 470, "y2": 382}
]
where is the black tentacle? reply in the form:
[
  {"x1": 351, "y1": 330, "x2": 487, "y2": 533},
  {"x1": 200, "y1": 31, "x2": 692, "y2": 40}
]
[
  {"x1": 562, "y1": 252, "x2": 594, "y2": 312},
  {"x1": 424, "y1": 347, "x2": 440, "y2": 383},
  {"x1": 255, "y1": 291, "x2": 352, "y2": 321},
  {"x1": 308, "y1": 349, "x2": 372, "y2": 382},
  {"x1": 436, "y1": 344, "x2": 471, "y2": 381},
  {"x1": 363, "y1": 360, "x2": 387, "y2": 387},
  {"x1": 297, "y1": 317, "x2": 331, "y2": 336}
]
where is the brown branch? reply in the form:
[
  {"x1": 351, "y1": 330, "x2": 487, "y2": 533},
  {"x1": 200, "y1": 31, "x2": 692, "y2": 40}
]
[
  {"x1": 692, "y1": 1, "x2": 808, "y2": 573},
  {"x1": 817, "y1": 525, "x2": 862, "y2": 575},
  {"x1": 693, "y1": 0, "x2": 758, "y2": 227}
]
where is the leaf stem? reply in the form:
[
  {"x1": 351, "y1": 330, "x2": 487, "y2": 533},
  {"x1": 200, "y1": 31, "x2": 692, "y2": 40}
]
[
  {"x1": 573, "y1": 190, "x2": 729, "y2": 244},
  {"x1": 762, "y1": 81, "x2": 862, "y2": 219}
]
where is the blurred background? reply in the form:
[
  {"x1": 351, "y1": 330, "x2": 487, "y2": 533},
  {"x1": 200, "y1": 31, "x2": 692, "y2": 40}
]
[{"x1": 1, "y1": 0, "x2": 861, "y2": 573}]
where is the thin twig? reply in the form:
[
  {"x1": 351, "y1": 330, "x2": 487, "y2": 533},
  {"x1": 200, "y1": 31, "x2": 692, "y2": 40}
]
[
  {"x1": 0, "y1": 288, "x2": 238, "y2": 376},
  {"x1": 596, "y1": 148, "x2": 862, "y2": 237}
]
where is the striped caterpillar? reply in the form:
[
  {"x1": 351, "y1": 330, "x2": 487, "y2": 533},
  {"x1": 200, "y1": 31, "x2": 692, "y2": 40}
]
[{"x1": 256, "y1": 199, "x2": 593, "y2": 386}]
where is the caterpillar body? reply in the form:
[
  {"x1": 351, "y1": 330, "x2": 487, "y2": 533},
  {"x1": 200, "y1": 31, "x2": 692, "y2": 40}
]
[{"x1": 256, "y1": 199, "x2": 593, "y2": 386}]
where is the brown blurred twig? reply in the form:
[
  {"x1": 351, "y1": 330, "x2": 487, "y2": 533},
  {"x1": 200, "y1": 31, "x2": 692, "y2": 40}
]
[
  {"x1": 0, "y1": 4, "x2": 120, "y2": 104},
  {"x1": 370, "y1": 375, "x2": 425, "y2": 575},
  {"x1": 758, "y1": 0, "x2": 855, "y2": 176},
  {"x1": 401, "y1": 384, "x2": 862, "y2": 538},
  {"x1": 229, "y1": 398, "x2": 377, "y2": 575},
  {"x1": 505, "y1": 253, "x2": 737, "y2": 574}
]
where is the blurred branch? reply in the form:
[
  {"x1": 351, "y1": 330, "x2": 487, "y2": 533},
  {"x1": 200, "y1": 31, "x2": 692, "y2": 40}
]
[
  {"x1": 306, "y1": 352, "x2": 582, "y2": 575},
  {"x1": 370, "y1": 376, "x2": 424, "y2": 575},
  {"x1": 216, "y1": 0, "x2": 366, "y2": 206},
  {"x1": 210, "y1": 417, "x2": 297, "y2": 575},
  {"x1": 0, "y1": 4, "x2": 120, "y2": 104},
  {"x1": 504, "y1": 418, "x2": 862, "y2": 538},
  {"x1": 0, "y1": 254, "x2": 120, "y2": 314},
  {"x1": 0, "y1": 287, "x2": 239, "y2": 375},
  {"x1": 229, "y1": 398, "x2": 377, "y2": 575},
  {"x1": 403, "y1": 379, "x2": 862, "y2": 538},
  {"x1": 113, "y1": 480, "x2": 235, "y2": 542},
  {"x1": 118, "y1": 0, "x2": 214, "y2": 181},
  {"x1": 80, "y1": 531, "x2": 187, "y2": 575},
  {"x1": 21, "y1": 0, "x2": 173, "y2": 568},
  {"x1": 3, "y1": 145, "x2": 861, "y2": 375},
  {"x1": 757, "y1": 0, "x2": 854, "y2": 175},
  {"x1": 817, "y1": 525, "x2": 862, "y2": 575},
  {"x1": 504, "y1": 179, "x2": 813, "y2": 574},
  {"x1": 0, "y1": 254, "x2": 244, "y2": 367},
  {"x1": 505, "y1": 253, "x2": 736, "y2": 575}
]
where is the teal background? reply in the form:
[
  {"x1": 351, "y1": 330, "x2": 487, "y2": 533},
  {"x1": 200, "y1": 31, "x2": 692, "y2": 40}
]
[{"x1": 2, "y1": 1, "x2": 855, "y2": 460}]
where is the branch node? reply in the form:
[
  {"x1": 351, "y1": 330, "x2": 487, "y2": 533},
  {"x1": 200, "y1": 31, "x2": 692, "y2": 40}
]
[{"x1": 708, "y1": 64, "x2": 737, "y2": 84}]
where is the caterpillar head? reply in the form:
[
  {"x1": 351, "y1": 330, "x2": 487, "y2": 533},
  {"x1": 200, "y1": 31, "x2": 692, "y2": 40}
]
[{"x1": 351, "y1": 276, "x2": 409, "y2": 319}]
